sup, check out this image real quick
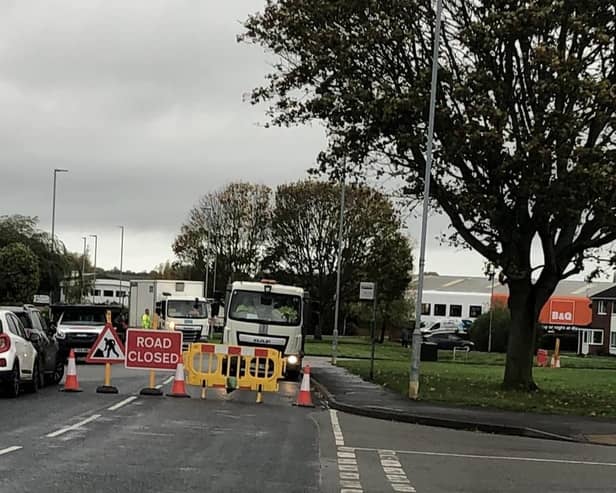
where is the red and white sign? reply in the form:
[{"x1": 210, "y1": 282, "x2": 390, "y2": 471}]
[
  {"x1": 548, "y1": 300, "x2": 575, "y2": 325},
  {"x1": 125, "y1": 329, "x2": 183, "y2": 371},
  {"x1": 85, "y1": 324, "x2": 125, "y2": 364}
]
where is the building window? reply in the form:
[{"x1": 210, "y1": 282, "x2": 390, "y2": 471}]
[
  {"x1": 103, "y1": 290, "x2": 114, "y2": 297},
  {"x1": 149, "y1": 286, "x2": 154, "y2": 293},
  {"x1": 597, "y1": 300, "x2": 608, "y2": 315},
  {"x1": 612, "y1": 302, "x2": 616, "y2": 314},
  {"x1": 449, "y1": 304, "x2": 462, "y2": 317},
  {"x1": 469, "y1": 305, "x2": 482, "y2": 318},
  {"x1": 611, "y1": 332, "x2": 616, "y2": 348},
  {"x1": 175, "y1": 282, "x2": 185, "y2": 292},
  {"x1": 421, "y1": 303, "x2": 431, "y2": 315},
  {"x1": 92, "y1": 289, "x2": 101, "y2": 296},
  {"x1": 434, "y1": 304, "x2": 446, "y2": 316},
  {"x1": 584, "y1": 330, "x2": 604, "y2": 346},
  {"x1": 116, "y1": 291, "x2": 126, "y2": 298}
]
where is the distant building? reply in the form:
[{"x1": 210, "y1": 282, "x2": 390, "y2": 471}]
[
  {"x1": 589, "y1": 287, "x2": 616, "y2": 356},
  {"x1": 60, "y1": 278, "x2": 130, "y2": 307}
]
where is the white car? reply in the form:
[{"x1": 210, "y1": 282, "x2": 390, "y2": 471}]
[{"x1": 0, "y1": 309, "x2": 39, "y2": 397}]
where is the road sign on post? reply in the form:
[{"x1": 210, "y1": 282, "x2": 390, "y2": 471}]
[
  {"x1": 125, "y1": 329, "x2": 183, "y2": 372},
  {"x1": 359, "y1": 282, "x2": 375, "y2": 301},
  {"x1": 85, "y1": 325, "x2": 125, "y2": 364}
]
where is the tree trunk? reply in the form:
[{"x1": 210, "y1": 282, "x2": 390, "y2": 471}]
[{"x1": 503, "y1": 281, "x2": 539, "y2": 391}]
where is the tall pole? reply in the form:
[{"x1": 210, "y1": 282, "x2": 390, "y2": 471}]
[
  {"x1": 50, "y1": 168, "x2": 68, "y2": 303},
  {"x1": 90, "y1": 234, "x2": 98, "y2": 303},
  {"x1": 488, "y1": 266, "x2": 495, "y2": 352},
  {"x1": 212, "y1": 254, "x2": 217, "y2": 295},
  {"x1": 81, "y1": 237, "x2": 87, "y2": 302},
  {"x1": 118, "y1": 226, "x2": 125, "y2": 306},
  {"x1": 409, "y1": 0, "x2": 443, "y2": 399},
  {"x1": 332, "y1": 160, "x2": 346, "y2": 365},
  {"x1": 204, "y1": 206, "x2": 212, "y2": 298}
]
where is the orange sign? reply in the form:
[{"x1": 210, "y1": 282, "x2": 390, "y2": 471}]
[{"x1": 548, "y1": 300, "x2": 575, "y2": 324}]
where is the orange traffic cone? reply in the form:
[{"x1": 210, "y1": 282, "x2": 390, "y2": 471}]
[
  {"x1": 294, "y1": 365, "x2": 314, "y2": 407},
  {"x1": 167, "y1": 362, "x2": 190, "y2": 398},
  {"x1": 61, "y1": 349, "x2": 82, "y2": 392}
]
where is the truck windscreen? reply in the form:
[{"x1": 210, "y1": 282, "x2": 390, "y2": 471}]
[
  {"x1": 167, "y1": 301, "x2": 208, "y2": 319},
  {"x1": 229, "y1": 290, "x2": 301, "y2": 326}
]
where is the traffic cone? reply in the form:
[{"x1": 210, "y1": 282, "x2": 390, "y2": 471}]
[
  {"x1": 294, "y1": 365, "x2": 314, "y2": 408},
  {"x1": 61, "y1": 349, "x2": 82, "y2": 392},
  {"x1": 167, "y1": 362, "x2": 190, "y2": 398}
]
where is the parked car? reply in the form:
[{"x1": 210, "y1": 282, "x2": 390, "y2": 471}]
[
  {"x1": 423, "y1": 331, "x2": 475, "y2": 351},
  {"x1": 0, "y1": 309, "x2": 39, "y2": 397},
  {"x1": 2, "y1": 305, "x2": 64, "y2": 385}
]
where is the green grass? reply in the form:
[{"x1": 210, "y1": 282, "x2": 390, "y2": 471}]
[
  {"x1": 305, "y1": 336, "x2": 412, "y2": 360},
  {"x1": 338, "y1": 359, "x2": 616, "y2": 417}
]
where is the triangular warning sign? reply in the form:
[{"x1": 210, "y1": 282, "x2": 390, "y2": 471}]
[{"x1": 85, "y1": 324, "x2": 126, "y2": 364}]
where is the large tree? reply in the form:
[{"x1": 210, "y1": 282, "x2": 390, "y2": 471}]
[
  {"x1": 0, "y1": 243, "x2": 40, "y2": 304},
  {"x1": 265, "y1": 180, "x2": 413, "y2": 338},
  {"x1": 173, "y1": 182, "x2": 272, "y2": 292},
  {"x1": 242, "y1": 0, "x2": 616, "y2": 390}
]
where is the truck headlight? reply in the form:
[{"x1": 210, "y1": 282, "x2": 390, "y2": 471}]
[
  {"x1": 287, "y1": 355, "x2": 299, "y2": 365},
  {"x1": 169, "y1": 321, "x2": 175, "y2": 330}
]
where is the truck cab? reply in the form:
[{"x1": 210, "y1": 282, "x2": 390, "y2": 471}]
[
  {"x1": 156, "y1": 296, "x2": 210, "y2": 347},
  {"x1": 222, "y1": 280, "x2": 308, "y2": 378}
]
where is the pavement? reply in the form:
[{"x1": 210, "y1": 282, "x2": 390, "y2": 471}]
[
  {"x1": 2, "y1": 361, "x2": 616, "y2": 491},
  {"x1": 307, "y1": 356, "x2": 616, "y2": 446}
]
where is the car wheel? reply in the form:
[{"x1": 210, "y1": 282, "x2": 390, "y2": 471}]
[
  {"x1": 48, "y1": 358, "x2": 64, "y2": 385},
  {"x1": 24, "y1": 361, "x2": 40, "y2": 393},
  {"x1": 4, "y1": 362, "x2": 20, "y2": 398}
]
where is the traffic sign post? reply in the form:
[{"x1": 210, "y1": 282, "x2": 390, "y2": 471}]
[
  {"x1": 359, "y1": 282, "x2": 377, "y2": 380},
  {"x1": 125, "y1": 328, "x2": 183, "y2": 396},
  {"x1": 85, "y1": 311, "x2": 126, "y2": 394}
]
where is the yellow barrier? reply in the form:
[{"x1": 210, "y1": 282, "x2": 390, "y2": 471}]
[{"x1": 183, "y1": 343, "x2": 284, "y2": 395}]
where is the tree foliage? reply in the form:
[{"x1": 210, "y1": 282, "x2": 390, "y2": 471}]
[
  {"x1": 242, "y1": 0, "x2": 616, "y2": 390},
  {"x1": 265, "y1": 180, "x2": 413, "y2": 337},
  {"x1": 0, "y1": 242, "x2": 40, "y2": 304},
  {"x1": 469, "y1": 307, "x2": 511, "y2": 353},
  {"x1": 173, "y1": 182, "x2": 272, "y2": 292}
]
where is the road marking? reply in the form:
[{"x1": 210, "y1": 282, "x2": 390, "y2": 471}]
[
  {"x1": 163, "y1": 375, "x2": 174, "y2": 385},
  {"x1": 348, "y1": 447, "x2": 616, "y2": 468},
  {"x1": 45, "y1": 414, "x2": 101, "y2": 438},
  {"x1": 379, "y1": 450, "x2": 415, "y2": 492},
  {"x1": 0, "y1": 446, "x2": 22, "y2": 456},
  {"x1": 155, "y1": 384, "x2": 163, "y2": 389},
  {"x1": 108, "y1": 396, "x2": 138, "y2": 411},
  {"x1": 330, "y1": 410, "x2": 364, "y2": 492}
]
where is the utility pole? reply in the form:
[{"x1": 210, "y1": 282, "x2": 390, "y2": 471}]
[
  {"x1": 89, "y1": 234, "x2": 98, "y2": 303},
  {"x1": 409, "y1": 0, "x2": 443, "y2": 399},
  {"x1": 118, "y1": 226, "x2": 125, "y2": 306},
  {"x1": 50, "y1": 168, "x2": 68, "y2": 304},
  {"x1": 488, "y1": 264, "x2": 496, "y2": 352},
  {"x1": 332, "y1": 160, "x2": 346, "y2": 365},
  {"x1": 81, "y1": 237, "x2": 87, "y2": 302}
]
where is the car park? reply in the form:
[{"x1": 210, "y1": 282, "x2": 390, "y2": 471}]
[
  {"x1": 2, "y1": 305, "x2": 64, "y2": 385},
  {"x1": 0, "y1": 309, "x2": 39, "y2": 397}
]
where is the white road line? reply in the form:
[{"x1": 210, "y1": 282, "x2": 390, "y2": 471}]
[
  {"x1": 163, "y1": 375, "x2": 174, "y2": 384},
  {"x1": 330, "y1": 410, "x2": 364, "y2": 492},
  {"x1": 379, "y1": 450, "x2": 416, "y2": 492},
  {"x1": 155, "y1": 384, "x2": 163, "y2": 389},
  {"x1": 45, "y1": 414, "x2": 101, "y2": 438},
  {"x1": 348, "y1": 447, "x2": 616, "y2": 468},
  {"x1": 107, "y1": 396, "x2": 138, "y2": 411},
  {"x1": 0, "y1": 446, "x2": 22, "y2": 456}
]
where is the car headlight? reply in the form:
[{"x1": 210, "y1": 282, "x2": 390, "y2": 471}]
[
  {"x1": 287, "y1": 355, "x2": 299, "y2": 365},
  {"x1": 169, "y1": 321, "x2": 175, "y2": 330}
]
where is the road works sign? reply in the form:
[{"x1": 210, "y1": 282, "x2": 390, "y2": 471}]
[
  {"x1": 125, "y1": 329, "x2": 183, "y2": 371},
  {"x1": 85, "y1": 324, "x2": 125, "y2": 364}
]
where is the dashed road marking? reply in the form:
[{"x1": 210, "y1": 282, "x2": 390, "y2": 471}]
[
  {"x1": 45, "y1": 414, "x2": 101, "y2": 438},
  {"x1": 330, "y1": 410, "x2": 364, "y2": 492},
  {"x1": 107, "y1": 396, "x2": 138, "y2": 411},
  {"x1": 379, "y1": 450, "x2": 415, "y2": 492},
  {"x1": 0, "y1": 446, "x2": 22, "y2": 456}
]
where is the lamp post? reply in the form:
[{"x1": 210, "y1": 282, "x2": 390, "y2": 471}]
[
  {"x1": 409, "y1": 0, "x2": 443, "y2": 399},
  {"x1": 203, "y1": 207, "x2": 212, "y2": 298},
  {"x1": 81, "y1": 237, "x2": 87, "y2": 302},
  {"x1": 89, "y1": 234, "x2": 98, "y2": 303},
  {"x1": 488, "y1": 264, "x2": 496, "y2": 353},
  {"x1": 50, "y1": 168, "x2": 69, "y2": 252},
  {"x1": 118, "y1": 226, "x2": 125, "y2": 306},
  {"x1": 332, "y1": 160, "x2": 346, "y2": 365}
]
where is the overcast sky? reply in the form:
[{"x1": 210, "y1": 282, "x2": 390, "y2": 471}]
[{"x1": 0, "y1": 1, "x2": 601, "y2": 281}]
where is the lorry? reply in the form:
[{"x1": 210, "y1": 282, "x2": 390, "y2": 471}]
[
  {"x1": 221, "y1": 280, "x2": 309, "y2": 379},
  {"x1": 128, "y1": 280, "x2": 211, "y2": 347}
]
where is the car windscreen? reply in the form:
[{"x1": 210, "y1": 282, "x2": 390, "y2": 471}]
[
  {"x1": 229, "y1": 290, "x2": 301, "y2": 326},
  {"x1": 60, "y1": 309, "x2": 107, "y2": 325},
  {"x1": 167, "y1": 300, "x2": 208, "y2": 319}
]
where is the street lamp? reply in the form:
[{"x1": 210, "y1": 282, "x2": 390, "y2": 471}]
[
  {"x1": 89, "y1": 234, "x2": 98, "y2": 302},
  {"x1": 81, "y1": 237, "x2": 87, "y2": 302},
  {"x1": 332, "y1": 160, "x2": 346, "y2": 365},
  {"x1": 488, "y1": 264, "x2": 496, "y2": 353},
  {"x1": 409, "y1": 0, "x2": 443, "y2": 399},
  {"x1": 118, "y1": 226, "x2": 125, "y2": 306},
  {"x1": 203, "y1": 207, "x2": 212, "y2": 298},
  {"x1": 50, "y1": 168, "x2": 69, "y2": 252}
]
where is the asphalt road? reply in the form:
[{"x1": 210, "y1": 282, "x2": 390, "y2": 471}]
[{"x1": 1, "y1": 364, "x2": 616, "y2": 492}]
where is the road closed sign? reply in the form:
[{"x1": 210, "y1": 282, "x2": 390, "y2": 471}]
[{"x1": 125, "y1": 329, "x2": 183, "y2": 371}]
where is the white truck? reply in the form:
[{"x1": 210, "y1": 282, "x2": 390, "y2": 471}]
[
  {"x1": 128, "y1": 280, "x2": 211, "y2": 346},
  {"x1": 222, "y1": 280, "x2": 309, "y2": 379}
]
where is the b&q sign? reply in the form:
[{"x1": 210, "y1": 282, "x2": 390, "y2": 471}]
[{"x1": 549, "y1": 300, "x2": 575, "y2": 324}]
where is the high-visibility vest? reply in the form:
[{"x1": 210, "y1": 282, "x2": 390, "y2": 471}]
[{"x1": 142, "y1": 313, "x2": 151, "y2": 329}]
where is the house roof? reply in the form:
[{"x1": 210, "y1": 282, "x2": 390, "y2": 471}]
[{"x1": 590, "y1": 285, "x2": 616, "y2": 300}]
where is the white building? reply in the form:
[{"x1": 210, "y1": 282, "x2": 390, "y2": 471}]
[{"x1": 60, "y1": 278, "x2": 130, "y2": 307}]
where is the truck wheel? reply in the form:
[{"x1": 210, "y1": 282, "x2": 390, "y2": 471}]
[{"x1": 285, "y1": 370, "x2": 301, "y2": 382}]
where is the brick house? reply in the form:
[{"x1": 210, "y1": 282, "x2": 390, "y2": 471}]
[{"x1": 589, "y1": 286, "x2": 616, "y2": 356}]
